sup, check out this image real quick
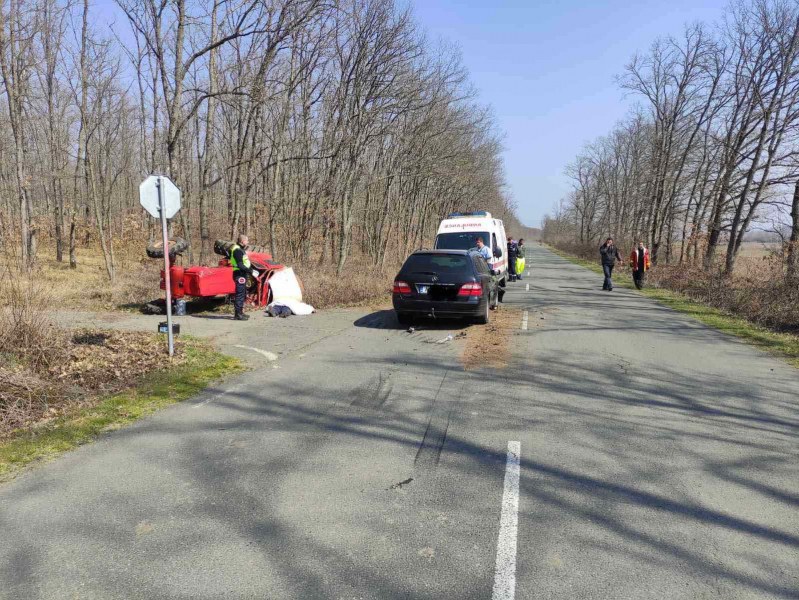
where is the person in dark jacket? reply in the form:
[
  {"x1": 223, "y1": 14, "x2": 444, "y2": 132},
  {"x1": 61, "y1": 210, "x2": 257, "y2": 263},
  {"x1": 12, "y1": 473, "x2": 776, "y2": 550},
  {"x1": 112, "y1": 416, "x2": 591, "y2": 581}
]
[
  {"x1": 599, "y1": 237, "x2": 622, "y2": 291},
  {"x1": 507, "y1": 236, "x2": 519, "y2": 281}
]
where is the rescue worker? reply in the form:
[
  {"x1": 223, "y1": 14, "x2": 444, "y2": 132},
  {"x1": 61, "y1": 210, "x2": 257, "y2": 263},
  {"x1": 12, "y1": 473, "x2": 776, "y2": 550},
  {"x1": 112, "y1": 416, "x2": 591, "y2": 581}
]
[
  {"x1": 507, "y1": 236, "x2": 519, "y2": 281},
  {"x1": 629, "y1": 240, "x2": 651, "y2": 290},
  {"x1": 229, "y1": 234, "x2": 258, "y2": 320}
]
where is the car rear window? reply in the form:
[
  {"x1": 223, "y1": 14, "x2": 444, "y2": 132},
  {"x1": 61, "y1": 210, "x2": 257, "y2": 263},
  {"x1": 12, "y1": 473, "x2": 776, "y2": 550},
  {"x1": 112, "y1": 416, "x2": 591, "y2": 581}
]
[
  {"x1": 401, "y1": 254, "x2": 472, "y2": 274},
  {"x1": 435, "y1": 232, "x2": 490, "y2": 251}
]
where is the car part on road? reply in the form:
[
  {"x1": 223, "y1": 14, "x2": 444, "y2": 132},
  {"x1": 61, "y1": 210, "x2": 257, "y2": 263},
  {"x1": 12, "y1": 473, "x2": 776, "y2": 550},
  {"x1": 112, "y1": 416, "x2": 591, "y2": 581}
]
[
  {"x1": 146, "y1": 237, "x2": 188, "y2": 259},
  {"x1": 143, "y1": 299, "x2": 165, "y2": 315}
]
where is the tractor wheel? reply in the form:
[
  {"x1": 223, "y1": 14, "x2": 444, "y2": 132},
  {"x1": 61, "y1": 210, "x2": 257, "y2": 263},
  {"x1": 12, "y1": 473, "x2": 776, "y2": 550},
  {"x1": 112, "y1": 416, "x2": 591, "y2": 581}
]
[
  {"x1": 214, "y1": 239, "x2": 271, "y2": 258},
  {"x1": 146, "y1": 237, "x2": 188, "y2": 259}
]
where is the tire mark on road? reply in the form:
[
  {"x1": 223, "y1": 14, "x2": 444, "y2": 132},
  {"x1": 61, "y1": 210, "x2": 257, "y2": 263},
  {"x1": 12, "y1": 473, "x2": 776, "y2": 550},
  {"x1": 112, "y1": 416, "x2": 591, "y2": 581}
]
[
  {"x1": 414, "y1": 371, "x2": 461, "y2": 471},
  {"x1": 351, "y1": 370, "x2": 394, "y2": 409}
]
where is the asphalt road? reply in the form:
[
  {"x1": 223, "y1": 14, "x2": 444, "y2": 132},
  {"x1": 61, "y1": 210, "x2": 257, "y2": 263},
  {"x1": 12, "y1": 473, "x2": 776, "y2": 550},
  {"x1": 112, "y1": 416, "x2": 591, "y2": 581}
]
[{"x1": 2, "y1": 245, "x2": 798, "y2": 599}]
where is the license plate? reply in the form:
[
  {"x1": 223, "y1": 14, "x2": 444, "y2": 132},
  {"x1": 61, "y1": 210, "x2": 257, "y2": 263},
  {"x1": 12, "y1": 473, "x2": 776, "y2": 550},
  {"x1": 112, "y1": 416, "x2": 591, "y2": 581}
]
[{"x1": 417, "y1": 285, "x2": 429, "y2": 294}]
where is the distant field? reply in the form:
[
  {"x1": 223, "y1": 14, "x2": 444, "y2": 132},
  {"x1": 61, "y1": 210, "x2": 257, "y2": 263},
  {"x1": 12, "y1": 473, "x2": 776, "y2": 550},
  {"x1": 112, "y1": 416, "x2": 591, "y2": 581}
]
[{"x1": 737, "y1": 241, "x2": 780, "y2": 259}]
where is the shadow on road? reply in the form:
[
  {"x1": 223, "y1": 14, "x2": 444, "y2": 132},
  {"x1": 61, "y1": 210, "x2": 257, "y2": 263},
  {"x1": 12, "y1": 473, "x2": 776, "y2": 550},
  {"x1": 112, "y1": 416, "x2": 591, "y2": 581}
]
[{"x1": 354, "y1": 309, "x2": 472, "y2": 332}]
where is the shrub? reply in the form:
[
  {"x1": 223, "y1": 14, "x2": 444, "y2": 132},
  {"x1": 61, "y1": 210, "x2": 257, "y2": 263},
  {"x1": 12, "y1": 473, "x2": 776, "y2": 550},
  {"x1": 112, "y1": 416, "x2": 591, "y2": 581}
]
[{"x1": 0, "y1": 268, "x2": 67, "y2": 372}]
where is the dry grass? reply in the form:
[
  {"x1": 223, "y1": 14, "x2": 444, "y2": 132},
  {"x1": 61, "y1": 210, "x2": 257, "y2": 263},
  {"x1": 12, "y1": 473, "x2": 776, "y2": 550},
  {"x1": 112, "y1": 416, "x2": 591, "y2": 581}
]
[
  {"x1": 1, "y1": 242, "x2": 162, "y2": 311},
  {"x1": 0, "y1": 268, "x2": 199, "y2": 436},
  {"x1": 0, "y1": 327, "x2": 192, "y2": 438},
  {"x1": 459, "y1": 306, "x2": 522, "y2": 371},
  {"x1": 648, "y1": 256, "x2": 799, "y2": 333},
  {"x1": 0, "y1": 268, "x2": 67, "y2": 371},
  {"x1": 8, "y1": 239, "x2": 401, "y2": 313},
  {"x1": 294, "y1": 257, "x2": 400, "y2": 310}
]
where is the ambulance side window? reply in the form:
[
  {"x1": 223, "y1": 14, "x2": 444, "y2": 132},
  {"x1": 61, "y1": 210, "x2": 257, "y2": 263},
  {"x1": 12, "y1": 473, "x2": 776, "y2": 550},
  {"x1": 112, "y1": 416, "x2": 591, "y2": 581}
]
[{"x1": 492, "y1": 233, "x2": 501, "y2": 257}]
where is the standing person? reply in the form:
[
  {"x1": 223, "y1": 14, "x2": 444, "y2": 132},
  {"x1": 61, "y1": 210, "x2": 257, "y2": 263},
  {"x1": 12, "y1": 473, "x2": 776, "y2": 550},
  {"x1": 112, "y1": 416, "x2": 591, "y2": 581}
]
[
  {"x1": 516, "y1": 239, "x2": 525, "y2": 280},
  {"x1": 229, "y1": 234, "x2": 257, "y2": 320},
  {"x1": 599, "y1": 237, "x2": 622, "y2": 291},
  {"x1": 629, "y1": 240, "x2": 650, "y2": 290},
  {"x1": 475, "y1": 236, "x2": 492, "y2": 262},
  {"x1": 507, "y1": 236, "x2": 518, "y2": 281}
]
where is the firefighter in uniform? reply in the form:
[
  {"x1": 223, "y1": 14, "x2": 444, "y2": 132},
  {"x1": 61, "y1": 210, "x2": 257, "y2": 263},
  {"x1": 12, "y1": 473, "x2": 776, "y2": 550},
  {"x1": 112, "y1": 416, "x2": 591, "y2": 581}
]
[{"x1": 229, "y1": 234, "x2": 257, "y2": 320}]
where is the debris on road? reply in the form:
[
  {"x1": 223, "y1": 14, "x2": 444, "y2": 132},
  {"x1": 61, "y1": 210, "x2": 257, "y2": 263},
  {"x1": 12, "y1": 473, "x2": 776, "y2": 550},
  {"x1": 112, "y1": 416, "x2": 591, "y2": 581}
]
[
  {"x1": 459, "y1": 307, "x2": 522, "y2": 371},
  {"x1": 389, "y1": 477, "x2": 414, "y2": 490}
]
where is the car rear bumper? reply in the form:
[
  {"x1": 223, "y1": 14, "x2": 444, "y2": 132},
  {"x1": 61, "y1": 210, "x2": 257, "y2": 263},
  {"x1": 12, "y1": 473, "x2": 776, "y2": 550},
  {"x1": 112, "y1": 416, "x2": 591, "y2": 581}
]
[{"x1": 392, "y1": 295, "x2": 486, "y2": 318}]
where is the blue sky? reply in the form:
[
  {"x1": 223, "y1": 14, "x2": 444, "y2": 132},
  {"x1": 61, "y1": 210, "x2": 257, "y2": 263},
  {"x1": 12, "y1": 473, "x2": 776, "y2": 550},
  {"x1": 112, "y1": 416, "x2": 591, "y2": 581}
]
[{"x1": 412, "y1": 0, "x2": 729, "y2": 227}]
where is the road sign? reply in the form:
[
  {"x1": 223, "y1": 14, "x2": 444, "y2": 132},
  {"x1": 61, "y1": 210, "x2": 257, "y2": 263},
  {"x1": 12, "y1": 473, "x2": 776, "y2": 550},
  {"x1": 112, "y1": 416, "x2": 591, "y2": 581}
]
[
  {"x1": 139, "y1": 175, "x2": 181, "y2": 219},
  {"x1": 140, "y1": 175, "x2": 182, "y2": 357}
]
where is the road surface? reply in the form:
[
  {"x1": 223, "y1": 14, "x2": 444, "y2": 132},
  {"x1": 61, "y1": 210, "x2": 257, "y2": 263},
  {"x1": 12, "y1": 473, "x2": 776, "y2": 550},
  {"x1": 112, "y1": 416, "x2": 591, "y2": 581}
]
[{"x1": 2, "y1": 245, "x2": 798, "y2": 599}]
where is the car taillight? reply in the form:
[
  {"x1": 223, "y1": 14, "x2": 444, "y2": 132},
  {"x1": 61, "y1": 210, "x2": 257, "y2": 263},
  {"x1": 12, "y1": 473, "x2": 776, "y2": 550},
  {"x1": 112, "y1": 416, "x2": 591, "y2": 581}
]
[
  {"x1": 458, "y1": 282, "x2": 482, "y2": 296},
  {"x1": 393, "y1": 281, "x2": 412, "y2": 294}
]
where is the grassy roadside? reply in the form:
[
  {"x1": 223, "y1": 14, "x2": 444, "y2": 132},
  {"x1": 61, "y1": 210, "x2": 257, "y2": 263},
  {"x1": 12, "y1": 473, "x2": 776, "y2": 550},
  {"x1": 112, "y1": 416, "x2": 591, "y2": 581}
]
[
  {"x1": 0, "y1": 341, "x2": 243, "y2": 483},
  {"x1": 547, "y1": 245, "x2": 799, "y2": 368}
]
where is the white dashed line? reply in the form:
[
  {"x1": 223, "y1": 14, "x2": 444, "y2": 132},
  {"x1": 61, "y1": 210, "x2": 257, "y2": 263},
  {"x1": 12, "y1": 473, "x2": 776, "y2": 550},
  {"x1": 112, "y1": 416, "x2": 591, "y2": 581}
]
[
  {"x1": 492, "y1": 441, "x2": 521, "y2": 600},
  {"x1": 525, "y1": 283, "x2": 529, "y2": 292},
  {"x1": 521, "y1": 311, "x2": 528, "y2": 330}
]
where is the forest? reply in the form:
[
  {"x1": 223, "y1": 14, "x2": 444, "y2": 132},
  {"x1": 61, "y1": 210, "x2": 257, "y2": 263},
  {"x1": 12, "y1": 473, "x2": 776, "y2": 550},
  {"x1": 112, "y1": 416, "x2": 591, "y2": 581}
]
[{"x1": 0, "y1": 0, "x2": 522, "y2": 284}]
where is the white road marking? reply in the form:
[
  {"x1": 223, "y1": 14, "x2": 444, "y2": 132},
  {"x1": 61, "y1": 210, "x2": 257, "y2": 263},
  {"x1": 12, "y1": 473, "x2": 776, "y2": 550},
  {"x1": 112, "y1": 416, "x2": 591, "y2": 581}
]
[
  {"x1": 525, "y1": 283, "x2": 529, "y2": 291},
  {"x1": 234, "y1": 345, "x2": 278, "y2": 361},
  {"x1": 493, "y1": 441, "x2": 521, "y2": 600},
  {"x1": 521, "y1": 311, "x2": 528, "y2": 330}
]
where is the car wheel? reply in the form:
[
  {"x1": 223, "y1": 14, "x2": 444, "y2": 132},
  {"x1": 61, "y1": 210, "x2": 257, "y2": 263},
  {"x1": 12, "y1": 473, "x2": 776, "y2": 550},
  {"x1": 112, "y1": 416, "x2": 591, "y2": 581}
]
[
  {"x1": 396, "y1": 311, "x2": 413, "y2": 326},
  {"x1": 490, "y1": 287, "x2": 499, "y2": 309},
  {"x1": 475, "y1": 298, "x2": 490, "y2": 324}
]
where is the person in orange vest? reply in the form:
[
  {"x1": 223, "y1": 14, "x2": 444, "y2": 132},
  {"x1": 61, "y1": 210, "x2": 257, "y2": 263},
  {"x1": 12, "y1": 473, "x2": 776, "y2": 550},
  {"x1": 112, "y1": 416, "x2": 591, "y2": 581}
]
[{"x1": 629, "y1": 240, "x2": 651, "y2": 289}]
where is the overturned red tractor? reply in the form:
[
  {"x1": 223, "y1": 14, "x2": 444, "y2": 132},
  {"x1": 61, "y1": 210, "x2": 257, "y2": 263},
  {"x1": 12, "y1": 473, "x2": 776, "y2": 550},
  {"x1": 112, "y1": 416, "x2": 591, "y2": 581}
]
[{"x1": 153, "y1": 239, "x2": 285, "y2": 308}]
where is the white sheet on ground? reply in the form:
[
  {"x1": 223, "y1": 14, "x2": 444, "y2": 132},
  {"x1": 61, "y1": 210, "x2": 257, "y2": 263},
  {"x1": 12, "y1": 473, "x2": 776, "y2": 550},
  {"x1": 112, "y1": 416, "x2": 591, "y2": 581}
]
[{"x1": 267, "y1": 300, "x2": 315, "y2": 316}]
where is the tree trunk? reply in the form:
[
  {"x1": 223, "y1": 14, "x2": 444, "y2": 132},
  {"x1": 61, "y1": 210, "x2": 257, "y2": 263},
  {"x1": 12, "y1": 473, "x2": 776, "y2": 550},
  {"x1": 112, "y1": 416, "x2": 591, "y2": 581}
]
[{"x1": 787, "y1": 180, "x2": 799, "y2": 282}]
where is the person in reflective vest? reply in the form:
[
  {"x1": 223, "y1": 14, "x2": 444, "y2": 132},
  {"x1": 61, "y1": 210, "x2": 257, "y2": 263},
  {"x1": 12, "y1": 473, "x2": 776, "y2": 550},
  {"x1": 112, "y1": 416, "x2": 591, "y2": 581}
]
[{"x1": 229, "y1": 234, "x2": 257, "y2": 320}]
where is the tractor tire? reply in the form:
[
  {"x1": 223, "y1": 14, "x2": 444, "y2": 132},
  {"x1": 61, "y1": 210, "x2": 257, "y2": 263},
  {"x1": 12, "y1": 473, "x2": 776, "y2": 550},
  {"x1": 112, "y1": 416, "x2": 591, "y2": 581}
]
[
  {"x1": 214, "y1": 239, "x2": 234, "y2": 257},
  {"x1": 214, "y1": 239, "x2": 271, "y2": 258},
  {"x1": 146, "y1": 237, "x2": 188, "y2": 259}
]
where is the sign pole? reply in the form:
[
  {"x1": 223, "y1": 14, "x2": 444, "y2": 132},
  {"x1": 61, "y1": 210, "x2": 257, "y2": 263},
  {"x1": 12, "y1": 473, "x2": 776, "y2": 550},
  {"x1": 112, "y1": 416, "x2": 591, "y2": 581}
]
[{"x1": 158, "y1": 175, "x2": 175, "y2": 357}]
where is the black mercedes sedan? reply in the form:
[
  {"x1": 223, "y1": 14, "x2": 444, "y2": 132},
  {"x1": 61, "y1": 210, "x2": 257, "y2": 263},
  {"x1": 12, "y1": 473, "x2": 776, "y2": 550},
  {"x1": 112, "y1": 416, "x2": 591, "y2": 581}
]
[{"x1": 392, "y1": 250, "x2": 500, "y2": 325}]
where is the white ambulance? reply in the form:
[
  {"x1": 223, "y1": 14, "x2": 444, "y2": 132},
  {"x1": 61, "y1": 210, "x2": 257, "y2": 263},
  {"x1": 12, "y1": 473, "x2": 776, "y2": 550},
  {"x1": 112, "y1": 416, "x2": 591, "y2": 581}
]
[{"x1": 434, "y1": 211, "x2": 509, "y2": 289}]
